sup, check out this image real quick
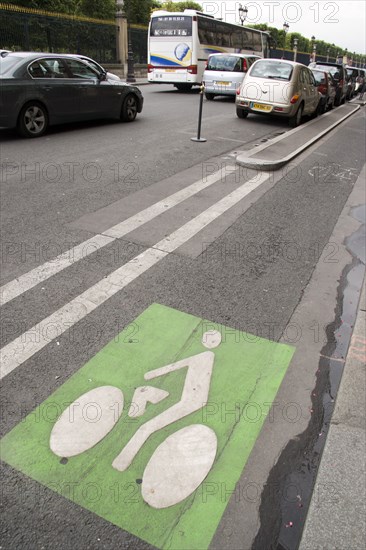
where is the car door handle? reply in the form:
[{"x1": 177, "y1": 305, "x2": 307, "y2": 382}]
[{"x1": 42, "y1": 86, "x2": 52, "y2": 91}]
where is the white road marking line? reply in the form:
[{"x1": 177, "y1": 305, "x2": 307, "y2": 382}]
[
  {"x1": 0, "y1": 172, "x2": 269, "y2": 380},
  {"x1": 0, "y1": 167, "x2": 234, "y2": 306}
]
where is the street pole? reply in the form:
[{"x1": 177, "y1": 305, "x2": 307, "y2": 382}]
[
  {"x1": 282, "y1": 22, "x2": 289, "y2": 59},
  {"x1": 293, "y1": 38, "x2": 298, "y2": 62},
  {"x1": 126, "y1": 22, "x2": 136, "y2": 83}
]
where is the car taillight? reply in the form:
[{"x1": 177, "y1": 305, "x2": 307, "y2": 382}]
[
  {"x1": 290, "y1": 94, "x2": 300, "y2": 104},
  {"x1": 187, "y1": 65, "x2": 197, "y2": 74},
  {"x1": 236, "y1": 85, "x2": 241, "y2": 95},
  {"x1": 148, "y1": 64, "x2": 154, "y2": 73}
]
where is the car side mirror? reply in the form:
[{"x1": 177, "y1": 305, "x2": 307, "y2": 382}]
[
  {"x1": 98, "y1": 70, "x2": 107, "y2": 82},
  {"x1": 333, "y1": 72, "x2": 340, "y2": 80}
]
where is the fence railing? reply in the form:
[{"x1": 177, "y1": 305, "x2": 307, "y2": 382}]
[{"x1": 0, "y1": 3, "x2": 118, "y2": 63}]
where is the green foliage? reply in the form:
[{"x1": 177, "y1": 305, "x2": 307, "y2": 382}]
[
  {"x1": 79, "y1": 0, "x2": 115, "y2": 19},
  {"x1": 159, "y1": 1, "x2": 202, "y2": 11},
  {"x1": 123, "y1": 0, "x2": 159, "y2": 24},
  {"x1": 4, "y1": 1, "x2": 81, "y2": 14}
]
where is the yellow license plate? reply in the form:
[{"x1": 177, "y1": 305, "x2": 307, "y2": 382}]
[
  {"x1": 165, "y1": 69, "x2": 177, "y2": 72},
  {"x1": 252, "y1": 103, "x2": 272, "y2": 111},
  {"x1": 216, "y1": 81, "x2": 230, "y2": 86}
]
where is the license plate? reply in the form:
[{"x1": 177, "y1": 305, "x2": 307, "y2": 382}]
[
  {"x1": 216, "y1": 81, "x2": 231, "y2": 86},
  {"x1": 252, "y1": 102, "x2": 272, "y2": 111},
  {"x1": 165, "y1": 69, "x2": 177, "y2": 73}
]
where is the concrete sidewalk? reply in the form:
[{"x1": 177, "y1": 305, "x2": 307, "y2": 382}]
[
  {"x1": 236, "y1": 102, "x2": 362, "y2": 171},
  {"x1": 299, "y1": 282, "x2": 366, "y2": 549}
]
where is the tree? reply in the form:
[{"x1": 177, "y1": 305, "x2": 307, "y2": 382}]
[
  {"x1": 159, "y1": 1, "x2": 202, "y2": 10},
  {"x1": 5, "y1": 1, "x2": 80, "y2": 14},
  {"x1": 79, "y1": 0, "x2": 115, "y2": 20},
  {"x1": 123, "y1": 0, "x2": 160, "y2": 25}
]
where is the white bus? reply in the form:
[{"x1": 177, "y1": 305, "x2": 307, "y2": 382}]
[{"x1": 148, "y1": 10, "x2": 270, "y2": 90}]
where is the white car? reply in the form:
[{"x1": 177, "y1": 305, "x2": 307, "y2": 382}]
[
  {"x1": 236, "y1": 59, "x2": 322, "y2": 127},
  {"x1": 202, "y1": 53, "x2": 260, "y2": 100}
]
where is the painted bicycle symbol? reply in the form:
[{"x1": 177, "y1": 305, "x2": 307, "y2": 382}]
[{"x1": 50, "y1": 330, "x2": 222, "y2": 509}]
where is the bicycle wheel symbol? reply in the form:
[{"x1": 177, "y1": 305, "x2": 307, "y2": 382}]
[{"x1": 50, "y1": 330, "x2": 221, "y2": 508}]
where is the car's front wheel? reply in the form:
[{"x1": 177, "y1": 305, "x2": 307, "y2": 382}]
[
  {"x1": 236, "y1": 107, "x2": 248, "y2": 119},
  {"x1": 205, "y1": 93, "x2": 215, "y2": 100},
  {"x1": 17, "y1": 102, "x2": 48, "y2": 138},
  {"x1": 289, "y1": 103, "x2": 303, "y2": 128},
  {"x1": 121, "y1": 94, "x2": 138, "y2": 122}
]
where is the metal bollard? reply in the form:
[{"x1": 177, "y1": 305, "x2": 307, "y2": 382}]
[{"x1": 191, "y1": 83, "x2": 207, "y2": 142}]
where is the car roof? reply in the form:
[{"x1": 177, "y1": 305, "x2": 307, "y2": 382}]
[
  {"x1": 1, "y1": 52, "x2": 90, "y2": 60},
  {"x1": 208, "y1": 53, "x2": 259, "y2": 58},
  {"x1": 310, "y1": 61, "x2": 343, "y2": 67},
  {"x1": 253, "y1": 58, "x2": 310, "y2": 69}
]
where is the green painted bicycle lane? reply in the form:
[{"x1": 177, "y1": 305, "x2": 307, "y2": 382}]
[{"x1": 1, "y1": 303, "x2": 295, "y2": 549}]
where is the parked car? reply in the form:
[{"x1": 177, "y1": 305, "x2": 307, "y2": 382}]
[
  {"x1": 236, "y1": 59, "x2": 321, "y2": 127},
  {"x1": 311, "y1": 68, "x2": 336, "y2": 112},
  {"x1": 355, "y1": 69, "x2": 365, "y2": 95},
  {"x1": 0, "y1": 52, "x2": 143, "y2": 138},
  {"x1": 202, "y1": 53, "x2": 260, "y2": 100},
  {"x1": 63, "y1": 53, "x2": 120, "y2": 81},
  {"x1": 309, "y1": 61, "x2": 347, "y2": 105}
]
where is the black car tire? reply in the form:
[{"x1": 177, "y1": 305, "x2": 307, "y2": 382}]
[
  {"x1": 236, "y1": 107, "x2": 248, "y2": 119},
  {"x1": 17, "y1": 102, "x2": 48, "y2": 138},
  {"x1": 205, "y1": 93, "x2": 215, "y2": 100},
  {"x1": 174, "y1": 84, "x2": 192, "y2": 92},
  {"x1": 334, "y1": 91, "x2": 342, "y2": 106},
  {"x1": 318, "y1": 99, "x2": 326, "y2": 115},
  {"x1": 121, "y1": 94, "x2": 138, "y2": 122},
  {"x1": 289, "y1": 103, "x2": 303, "y2": 128}
]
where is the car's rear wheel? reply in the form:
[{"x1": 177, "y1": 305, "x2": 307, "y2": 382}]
[
  {"x1": 174, "y1": 84, "x2": 192, "y2": 92},
  {"x1": 17, "y1": 102, "x2": 48, "y2": 138},
  {"x1": 289, "y1": 103, "x2": 303, "y2": 128},
  {"x1": 236, "y1": 107, "x2": 248, "y2": 119},
  {"x1": 121, "y1": 94, "x2": 138, "y2": 122},
  {"x1": 205, "y1": 93, "x2": 215, "y2": 100},
  {"x1": 334, "y1": 91, "x2": 342, "y2": 106}
]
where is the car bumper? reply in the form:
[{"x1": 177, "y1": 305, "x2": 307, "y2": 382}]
[{"x1": 236, "y1": 97, "x2": 298, "y2": 117}]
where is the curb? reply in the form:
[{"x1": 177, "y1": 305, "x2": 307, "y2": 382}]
[{"x1": 236, "y1": 104, "x2": 361, "y2": 171}]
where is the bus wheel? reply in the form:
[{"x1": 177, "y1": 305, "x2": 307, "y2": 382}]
[
  {"x1": 236, "y1": 107, "x2": 248, "y2": 119},
  {"x1": 174, "y1": 84, "x2": 192, "y2": 92},
  {"x1": 205, "y1": 93, "x2": 215, "y2": 100}
]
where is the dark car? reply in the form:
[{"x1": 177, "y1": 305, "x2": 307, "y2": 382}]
[
  {"x1": 309, "y1": 61, "x2": 347, "y2": 106},
  {"x1": 0, "y1": 52, "x2": 144, "y2": 138},
  {"x1": 311, "y1": 69, "x2": 336, "y2": 112}
]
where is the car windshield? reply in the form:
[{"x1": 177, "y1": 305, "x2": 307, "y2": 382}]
[
  {"x1": 0, "y1": 55, "x2": 22, "y2": 75},
  {"x1": 346, "y1": 68, "x2": 357, "y2": 78},
  {"x1": 312, "y1": 70, "x2": 326, "y2": 85},
  {"x1": 250, "y1": 60, "x2": 293, "y2": 81},
  {"x1": 314, "y1": 64, "x2": 339, "y2": 77},
  {"x1": 206, "y1": 55, "x2": 243, "y2": 72}
]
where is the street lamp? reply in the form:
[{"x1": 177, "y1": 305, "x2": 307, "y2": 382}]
[
  {"x1": 282, "y1": 22, "x2": 289, "y2": 58},
  {"x1": 238, "y1": 4, "x2": 248, "y2": 26},
  {"x1": 311, "y1": 35, "x2": 316, "y2": 63},
  {"x1": 293, "y1": 37, "x2": 298, "y2": 62},
  {"x1": 326, "y1": 47, "x2": 330, "y2": 62}
]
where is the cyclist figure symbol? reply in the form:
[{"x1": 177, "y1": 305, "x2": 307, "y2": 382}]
[{"x1": 50, "y1": 330, "x2": 222, "y2": 508}]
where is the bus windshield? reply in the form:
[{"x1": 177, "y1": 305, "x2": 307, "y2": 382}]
[{"x1": 150, "y1": 16, "x2": 192, "y2": 37}]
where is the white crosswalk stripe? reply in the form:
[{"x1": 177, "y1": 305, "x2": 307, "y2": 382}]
[
  {"x1": 0, "y1": 171, "x2": 269, "y2": 380},
  {"x1": 0, "y1": 166, "x2": 234, "y2": 306}
]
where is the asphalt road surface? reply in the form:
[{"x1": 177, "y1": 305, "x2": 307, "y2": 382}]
[{"x1": 0, "y1": 86, "x2": 365, "y2": 550}]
